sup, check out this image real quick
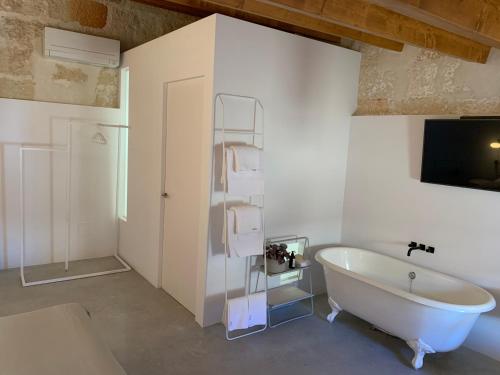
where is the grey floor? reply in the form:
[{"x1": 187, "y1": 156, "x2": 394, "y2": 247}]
[{"x1": 1, "y1": 267, "x2": 499, "y2": 375}]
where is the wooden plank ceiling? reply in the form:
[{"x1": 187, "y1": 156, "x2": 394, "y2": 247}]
[{"x1": 135, "y1": 0, "x2": 499, "y2": 63}]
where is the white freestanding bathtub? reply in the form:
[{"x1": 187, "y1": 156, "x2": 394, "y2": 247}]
[{"x1": 315, "y1": 247, "x2": 496, "y2": 369}]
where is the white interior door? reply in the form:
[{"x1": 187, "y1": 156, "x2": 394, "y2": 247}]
[{"x1": 162, "y1": 77, "x2": 205, "y2": 314}]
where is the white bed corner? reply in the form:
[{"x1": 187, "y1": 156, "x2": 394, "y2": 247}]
[{"x1": 0, "y1": 303, "x2": 126, "y2": 375}]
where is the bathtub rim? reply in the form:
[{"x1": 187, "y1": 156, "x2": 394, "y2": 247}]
[{"x1": 315, "y1": 246, "x2": 496, "y2": 314}]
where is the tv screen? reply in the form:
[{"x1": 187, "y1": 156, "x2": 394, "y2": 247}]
[{"x1": 421, "y1": 118, "x2": 500, "y2": 192}]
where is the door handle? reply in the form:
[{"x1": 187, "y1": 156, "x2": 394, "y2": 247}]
[{"x1": 161, "y1": 193, "x2": 169, "y2": 198}]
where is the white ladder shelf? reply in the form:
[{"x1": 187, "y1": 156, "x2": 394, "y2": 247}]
[{"x1": 214, "y1": 93, "x2": 267, "y2": 341}]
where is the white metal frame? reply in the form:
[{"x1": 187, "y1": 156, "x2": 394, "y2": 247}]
[
  {"x1": 18, "y1": 119, "x2": 131, "y2": 287},
  {"x1": 264, "y1": 235, "x2": 314, "y2": 328},
  {"x1": 214, "y1": 93, "x2": 267, "y2": 340}
]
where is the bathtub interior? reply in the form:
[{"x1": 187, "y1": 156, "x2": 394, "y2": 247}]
[{"x1": 319, "y1": 248, "x2": 493, "y2": 308}]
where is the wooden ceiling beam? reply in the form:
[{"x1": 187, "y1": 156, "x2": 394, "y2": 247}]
[
  {"x1": 271, "y1": 0, "x2": 491, "y2": 63},
  {"x1": 366, "y1": 0, "x2": 500, "y2": 49},
  {"x1": 135, "y1": 0, "x2": 404, "y2": 51},
  {"x1": 135, "y1": 0, "x2": 493, "y2": 63}
]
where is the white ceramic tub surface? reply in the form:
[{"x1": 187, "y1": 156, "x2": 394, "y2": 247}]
[{"x1": 315, "y1": 247, "x2": 496, "y2": 369}]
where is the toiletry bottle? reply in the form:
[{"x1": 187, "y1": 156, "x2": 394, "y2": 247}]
[{"x1": 289, "y1": 251, "x2": 296, "y2": 269}]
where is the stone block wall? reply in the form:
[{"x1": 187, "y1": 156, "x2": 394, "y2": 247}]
[
  {"x1": 0, "y1": 0, "x2": 197, "y2": 108},
  {"x1": 3, "y1": 1, "x2": 500, "y2": 115},
  {"x1": 357, "y1": 44, "x2": 500, "y2": 116}
]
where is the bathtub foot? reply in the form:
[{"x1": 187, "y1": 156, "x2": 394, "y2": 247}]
[
  {"x1": 406, "y1": 339, "x2": 435, "y2": 370},
  {"x1": 327, "y1": 297, "x2": 342, "y2": 323}
]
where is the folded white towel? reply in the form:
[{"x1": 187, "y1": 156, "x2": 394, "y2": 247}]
[
  {"x1": 223, "y1": 293, "x2": 267, "y2": 331},
  {"x1": 222, "y1": 148, "x2": 264, "y2": 196},
  {"x1": 229, "y1": 205, "x2": 262, "y2": 234},
  {"x1": 223, "y1": 209, "x2": 264, "y2": 257},
  {"x1": 224, "y1": 296, "x2": 249, "y2": 331},
  {"x1": 248, "y1": 292, "x2": 267, "y2": 327},
  {"x1": 230, "y1": 145, "x2": 262, "y2": 172}
]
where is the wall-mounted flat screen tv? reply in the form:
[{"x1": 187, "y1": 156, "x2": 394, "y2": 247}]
[{"x1": 421, "y1": 118, "x2": 500, "y2": 192}]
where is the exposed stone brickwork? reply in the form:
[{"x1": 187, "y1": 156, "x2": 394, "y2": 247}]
[
  {"x1": 357, "y1": 44, "x2": 500, "y2": 116},
  {"x1": 6, "y1": 1, "x2": 497, "y2": 114},
  {"x1": 0, "y1": 76, "x2": 34, "y2": 99},
  {"x1": 52, "y1": 63, "x2": 88, "y2": 84},
  {"x1": 94, "y1": 67, "x2": 118, "y2": 107},
  {"x1": 0, "y1": 0, "x2": 197, "y2": 108},
  {"x1": 69, "y1": 0, "x2": 108, "y2": 28}
]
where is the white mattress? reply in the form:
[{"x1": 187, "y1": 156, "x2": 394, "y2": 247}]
[{"x1": 0, "y1": 303, "x2": 126, "y2": 375}]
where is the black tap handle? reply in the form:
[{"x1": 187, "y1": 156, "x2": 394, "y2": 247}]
[
  {"x1": 426, "y1": 246, "x2": 435, "y2": 253},
  {"x1": 418, "y1": 243, "x2": 425, "y2": 250},
  {"x1": 408, "y1": 241, "x2": 417, "y2": 247}
]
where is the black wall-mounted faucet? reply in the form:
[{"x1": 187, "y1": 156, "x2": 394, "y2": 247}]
[{"x1": 407, "y1": 241, "x2": 435, "y2": 256}]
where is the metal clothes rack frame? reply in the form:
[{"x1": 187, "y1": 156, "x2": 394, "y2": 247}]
[
  {"x1": 18, "y1": 118, "x2": 131, "y2": 287},
  {"x1": 214, "y1": 93, "x2": 267, "y2": 340}
]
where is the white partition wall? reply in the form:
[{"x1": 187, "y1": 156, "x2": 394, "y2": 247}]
[
  {"x1": 120, "y1": 16, "x2": 216, "y2": 324},
  {"x1": 203, "y1": 15, "x2": 360, "y2": 326},
  {"x1": 121, "y1": 14, "x2": 360, "y2": 326}
]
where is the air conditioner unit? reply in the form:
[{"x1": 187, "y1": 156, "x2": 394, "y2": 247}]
[{"x1": 44, "y1": 27, "x2": 120, "y2": 68}]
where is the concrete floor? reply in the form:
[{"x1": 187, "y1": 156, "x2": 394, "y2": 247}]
[{"x1": 1, "y1": 268, "x2": 499, "y2": 375}]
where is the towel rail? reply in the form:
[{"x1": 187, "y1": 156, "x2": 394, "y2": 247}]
[
  {"x1": 214, "y1": 93, "x2": 267, "y2": 341},
  {"x1": 214, "y1": 129, "x2": 263, "y2": 136}
]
